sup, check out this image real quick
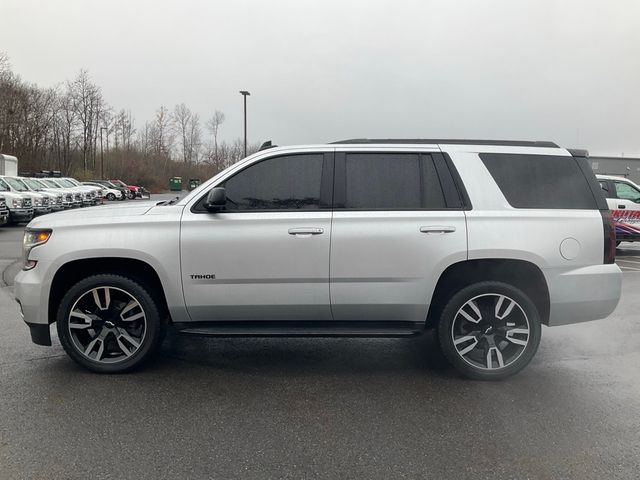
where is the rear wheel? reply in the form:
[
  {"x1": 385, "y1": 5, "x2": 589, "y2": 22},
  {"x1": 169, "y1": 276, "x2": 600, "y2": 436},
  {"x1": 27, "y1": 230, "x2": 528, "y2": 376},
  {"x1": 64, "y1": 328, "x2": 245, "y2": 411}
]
[
  {"x1": 56, "y1": 274, "x2": 165, "y2": 373},
  {"x1": 437, "y1": 281, "x2": 541, "y2": 380}
]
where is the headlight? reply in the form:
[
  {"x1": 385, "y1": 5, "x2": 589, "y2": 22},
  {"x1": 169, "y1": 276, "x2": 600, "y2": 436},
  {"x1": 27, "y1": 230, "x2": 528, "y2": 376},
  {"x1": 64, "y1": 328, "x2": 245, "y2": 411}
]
[
  {"x1": 22, "y1": 229, "x2": 52, "y2": 270},
  {"x1": 12, "y1": 198, "x2": 21, "y2": 208},
  {"x1": 34, "y1": 198, "x2": 42, "y2": 206}
]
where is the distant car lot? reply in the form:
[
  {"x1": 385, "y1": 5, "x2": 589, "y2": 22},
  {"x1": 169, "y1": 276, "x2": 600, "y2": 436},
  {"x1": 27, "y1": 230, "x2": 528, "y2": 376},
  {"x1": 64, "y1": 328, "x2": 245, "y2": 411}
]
[{"x1": 0, "y1": 211, "x2": 639, "y2": 478}]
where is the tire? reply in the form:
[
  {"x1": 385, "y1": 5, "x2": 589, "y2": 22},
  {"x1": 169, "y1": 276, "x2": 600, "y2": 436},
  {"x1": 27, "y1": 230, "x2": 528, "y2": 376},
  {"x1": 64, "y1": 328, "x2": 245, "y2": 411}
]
[
  {"x1": 106, "y1": 193, "x2": 116, "y2": 201},
  {"x1": 127, "y1": 191, "x2": 135, "y2": 200},
  {"x1": 56, "y1": 274, "x2": 166, "y2": 373},
  {"x1": 437, "y1": 281, "x2": 541, "y2": 381}
]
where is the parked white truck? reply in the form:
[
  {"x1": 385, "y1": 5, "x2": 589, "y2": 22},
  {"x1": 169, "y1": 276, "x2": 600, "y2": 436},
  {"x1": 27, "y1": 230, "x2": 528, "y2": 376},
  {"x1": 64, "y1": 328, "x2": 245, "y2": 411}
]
[{"x1": 0, "y1": 154, "x2": 18, "y2": 176}]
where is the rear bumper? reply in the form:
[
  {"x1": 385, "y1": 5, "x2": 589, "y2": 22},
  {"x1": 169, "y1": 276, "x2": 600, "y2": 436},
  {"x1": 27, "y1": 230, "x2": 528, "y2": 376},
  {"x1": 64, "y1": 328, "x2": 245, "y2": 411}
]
[{"x1": 545, "y1": 264, "x2": 622, "y2": 326}]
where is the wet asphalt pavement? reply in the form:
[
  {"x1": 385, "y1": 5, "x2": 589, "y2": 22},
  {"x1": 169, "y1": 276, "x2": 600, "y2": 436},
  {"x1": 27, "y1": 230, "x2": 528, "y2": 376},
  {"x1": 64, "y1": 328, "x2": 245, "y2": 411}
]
[{"x1": 1, "y1": 203, "x2": 639, "y2": 479}]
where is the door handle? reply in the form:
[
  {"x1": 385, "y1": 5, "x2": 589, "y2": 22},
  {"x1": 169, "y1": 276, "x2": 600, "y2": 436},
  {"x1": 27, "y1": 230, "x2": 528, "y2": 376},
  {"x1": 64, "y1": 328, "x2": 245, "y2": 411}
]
[
  {"x1": 288, "y1": 227, "x2": 324, "y2": 236},
  {"x1": 618, "y1": 205, "x2": 626, "y2": 209},
  {"x1": 420, "y1": 226, "x2": 456, "y2": 234}
]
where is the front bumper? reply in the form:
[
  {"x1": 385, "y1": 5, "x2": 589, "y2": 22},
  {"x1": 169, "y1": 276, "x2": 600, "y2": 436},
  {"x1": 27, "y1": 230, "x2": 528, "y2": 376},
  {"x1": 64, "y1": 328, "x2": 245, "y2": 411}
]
[
  {"x1": 34, "y1": 207, "x2": 51, "y2": 215},
  {"x1": 545, "y1": 263, "x2": 622, "y2": 326},
  {"x1": 9, "y1": 208, "x2": 34, "y2": 222},
  {"x1": 14, "y1": 264, "x2": 52, "y2": 345}
]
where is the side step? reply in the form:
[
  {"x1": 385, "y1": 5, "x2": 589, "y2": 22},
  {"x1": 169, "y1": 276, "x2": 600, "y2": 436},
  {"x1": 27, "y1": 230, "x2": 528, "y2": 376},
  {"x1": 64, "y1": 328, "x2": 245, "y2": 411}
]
[{"x1": 173, "y1": 321, "x2": 425, "y2": 338}]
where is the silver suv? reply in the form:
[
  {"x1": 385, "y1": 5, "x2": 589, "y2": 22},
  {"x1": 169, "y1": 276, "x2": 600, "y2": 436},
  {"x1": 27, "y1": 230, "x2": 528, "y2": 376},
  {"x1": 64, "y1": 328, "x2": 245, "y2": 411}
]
[{"x1": 14, "y1": 140, "x2": 622, "y2": 379}]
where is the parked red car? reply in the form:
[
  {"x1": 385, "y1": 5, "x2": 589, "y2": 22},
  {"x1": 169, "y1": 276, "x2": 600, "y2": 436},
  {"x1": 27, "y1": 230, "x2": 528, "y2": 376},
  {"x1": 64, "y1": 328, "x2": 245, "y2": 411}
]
[{"x1": 109, "y1": 179, "x2": 146, "y2": 199}]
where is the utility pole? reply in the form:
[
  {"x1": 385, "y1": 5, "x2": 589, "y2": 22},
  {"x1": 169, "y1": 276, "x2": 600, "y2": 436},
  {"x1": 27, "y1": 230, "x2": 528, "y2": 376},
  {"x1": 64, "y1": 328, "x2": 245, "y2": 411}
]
[
  {"x1": 100, "y1": 127, "x2": 107, "y2": 179},
  {"x1": 239, "y1": 90, "x2": 250, "y2": 157}
]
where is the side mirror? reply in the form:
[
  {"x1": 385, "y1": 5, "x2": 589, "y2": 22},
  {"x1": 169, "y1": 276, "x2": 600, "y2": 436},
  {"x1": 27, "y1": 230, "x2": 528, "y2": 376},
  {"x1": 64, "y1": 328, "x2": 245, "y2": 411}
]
[{"x1": 204, "y1": 187, "x2": 226, "y2": 212}]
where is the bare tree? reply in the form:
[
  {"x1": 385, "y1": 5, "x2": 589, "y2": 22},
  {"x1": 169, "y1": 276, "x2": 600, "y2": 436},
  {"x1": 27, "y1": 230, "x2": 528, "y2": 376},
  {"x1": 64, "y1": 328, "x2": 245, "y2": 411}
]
[
  {"x1": 206, "y1": 110, "x2": 225, "y2": 157},
  {"x1": 172, "y1": 103, "x2": 201, "y2": 163},
  {"x1": 0, "y1": 51, "x2": 10, "y2": 80},
  {"x1": 68, "y1": 70, "x2": 104, "y2": 171},
  {"x1": 51, "y1": 90, "x2": 77, "y2": 172}
]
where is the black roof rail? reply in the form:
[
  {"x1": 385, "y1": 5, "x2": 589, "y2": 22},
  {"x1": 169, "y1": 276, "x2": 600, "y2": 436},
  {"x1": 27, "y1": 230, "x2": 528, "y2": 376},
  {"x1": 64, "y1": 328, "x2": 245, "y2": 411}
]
[
  {"x1": 330, "y1": 138, "x2": 560, "y2": 148},
  {"x1": 259, "y1": 141, "x2": 278, "y2": 151},
  {"x1": 568, "y1": 148, "x2": 589, "y2": 158}
]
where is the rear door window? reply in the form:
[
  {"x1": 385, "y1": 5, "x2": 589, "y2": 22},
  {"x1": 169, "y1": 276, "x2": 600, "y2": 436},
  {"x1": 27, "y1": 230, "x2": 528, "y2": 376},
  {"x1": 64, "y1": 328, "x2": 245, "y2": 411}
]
[
  {"x1": 339, "y1": 153, "x2": 446, "y2": 210},
  {"x1": 479, "y1": 153, "x2": 599, "y2": 209}
]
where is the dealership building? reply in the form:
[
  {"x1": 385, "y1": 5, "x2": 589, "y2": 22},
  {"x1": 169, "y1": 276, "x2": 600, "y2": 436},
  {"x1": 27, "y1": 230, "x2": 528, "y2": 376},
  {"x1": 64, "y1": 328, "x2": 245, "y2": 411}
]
[{"x1": 590, "y1": 156, "x2": 640, "y2": 184}]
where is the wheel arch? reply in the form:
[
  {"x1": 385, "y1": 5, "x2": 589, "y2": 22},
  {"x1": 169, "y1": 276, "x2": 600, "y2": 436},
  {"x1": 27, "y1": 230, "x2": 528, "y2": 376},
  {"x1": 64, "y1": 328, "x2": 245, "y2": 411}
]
[
  {"x1": 426, "y1": 258, "x2": 550, "y2": 327},
  {"x1": 48, "y1": 257, "x2": 171, "y2": 325}
]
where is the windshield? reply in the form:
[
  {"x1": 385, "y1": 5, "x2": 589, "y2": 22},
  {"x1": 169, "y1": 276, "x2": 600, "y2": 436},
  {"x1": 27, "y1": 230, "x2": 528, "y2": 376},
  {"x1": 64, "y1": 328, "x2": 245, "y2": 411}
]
[
  {"x1": 0, "y1": 178, "x2": 9, "y2": 192},
  {"x1": 57, "y1": 179, "x2": 76, "y2": 188},
  {"x1": 65, "y1": 178, "x2": 80, "y2": 186},
  {"x1": 43, "y1": 179, "x2": 61, "y2": 188},
  {"x1": 23, "y1": 179, "x2": 42, "y2": 191},
  {"x1": 112, "y1": 180, "x2": 126, "y2": 187},
  {"x1": 5, "y1": 177, "x2": 29, "y2": 192}
]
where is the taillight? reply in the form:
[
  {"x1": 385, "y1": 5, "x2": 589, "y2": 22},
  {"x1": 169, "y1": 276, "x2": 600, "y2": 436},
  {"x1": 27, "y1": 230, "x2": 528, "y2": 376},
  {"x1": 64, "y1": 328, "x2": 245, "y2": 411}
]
[{"x1": 601, "y1": 209, "x2": 616, "y2": 264}]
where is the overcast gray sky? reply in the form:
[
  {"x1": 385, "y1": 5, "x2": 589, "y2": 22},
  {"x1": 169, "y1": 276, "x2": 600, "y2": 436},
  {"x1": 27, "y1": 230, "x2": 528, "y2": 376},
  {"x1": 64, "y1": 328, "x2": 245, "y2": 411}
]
[{"x1": 1, "y1": 0, "x2": 639, "y2": 155}]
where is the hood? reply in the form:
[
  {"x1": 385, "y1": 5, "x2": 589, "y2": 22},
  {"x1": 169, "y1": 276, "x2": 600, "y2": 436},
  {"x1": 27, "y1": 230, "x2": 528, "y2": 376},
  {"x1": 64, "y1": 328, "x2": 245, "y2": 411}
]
[
  {"x1": 28, "y1": 200, "x2": 159, "y2": 228},
  {"x1": 0, "y1": 190, "x2": 29, "y2": 200}
]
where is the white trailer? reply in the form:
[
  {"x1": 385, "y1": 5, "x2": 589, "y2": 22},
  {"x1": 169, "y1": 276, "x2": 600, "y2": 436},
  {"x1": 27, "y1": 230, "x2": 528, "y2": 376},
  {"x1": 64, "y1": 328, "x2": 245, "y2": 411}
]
[{"x1": 0, "y1": 154, "x2": 18, "y2": 176}]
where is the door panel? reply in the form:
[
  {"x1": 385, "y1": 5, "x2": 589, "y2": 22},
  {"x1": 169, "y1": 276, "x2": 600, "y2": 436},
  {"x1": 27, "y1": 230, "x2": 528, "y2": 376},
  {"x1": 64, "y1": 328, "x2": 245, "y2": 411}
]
[
  {"x1": 329, "y1": 151, "x2": 468, "y2": 322},
  {"x1": 181, "y1": 211, "x2": 332, "y2": 321},
  {"x1": 180, "y1": 152, "x2": 334, "y2": 322},
  {"x1": 329, "y1": 211, "x2": 467, "y2": 321}
]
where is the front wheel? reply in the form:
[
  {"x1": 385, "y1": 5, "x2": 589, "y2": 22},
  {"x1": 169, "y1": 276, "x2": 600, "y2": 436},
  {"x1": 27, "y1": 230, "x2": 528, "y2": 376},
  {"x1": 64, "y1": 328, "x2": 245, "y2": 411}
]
[
  {"x1": 127, "y1": 190, "x2": 135, "y2": 200},
  {"x1": 437, "y1": 281, "x2": 541, "y2": 380},
  {"x1": 56, "y1": 274, "x2": 165, "y2": 373},
  {"x1": 106, "y1": 193, "x2": 116, "y2": 201}
]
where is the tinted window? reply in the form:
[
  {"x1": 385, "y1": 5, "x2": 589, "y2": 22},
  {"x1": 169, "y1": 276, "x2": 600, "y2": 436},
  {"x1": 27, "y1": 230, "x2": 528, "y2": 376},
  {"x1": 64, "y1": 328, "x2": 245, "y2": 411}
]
[
  {"x1": 223, "y1": 154, "x2": 324, "y2": 210},
  {"x1": 614, "y1": 181, "x2": 640, "y2": 201},
  {"x1": 479, "y1": 153, "x2": 598, "y2": 209},
  {"x1": 342, "y1": 153, "x2": 446, "y2": 209}
]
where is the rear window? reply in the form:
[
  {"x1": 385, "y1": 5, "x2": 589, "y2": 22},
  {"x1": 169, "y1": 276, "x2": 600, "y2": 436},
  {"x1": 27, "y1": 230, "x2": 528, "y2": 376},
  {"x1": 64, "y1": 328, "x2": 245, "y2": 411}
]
[
  {"x1": 479, "y1": 153, "x2": 598, "y2": 209},
  {"x1": 342, "y1": 153, "x2": 446, "y2": 209}
]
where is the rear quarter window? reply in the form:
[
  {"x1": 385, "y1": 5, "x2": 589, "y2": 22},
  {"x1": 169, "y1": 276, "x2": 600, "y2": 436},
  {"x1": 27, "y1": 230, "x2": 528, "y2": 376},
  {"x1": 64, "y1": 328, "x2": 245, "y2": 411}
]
[{"x1": 479, "y1": 153, "x2": 599, "y2": 209}]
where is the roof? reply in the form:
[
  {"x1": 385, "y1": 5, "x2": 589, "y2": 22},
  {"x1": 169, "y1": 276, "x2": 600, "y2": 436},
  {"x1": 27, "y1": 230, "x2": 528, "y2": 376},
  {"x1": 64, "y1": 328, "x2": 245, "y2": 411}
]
[{"x1": 331, "y1": 138, "x2": 559, "y2": 148}]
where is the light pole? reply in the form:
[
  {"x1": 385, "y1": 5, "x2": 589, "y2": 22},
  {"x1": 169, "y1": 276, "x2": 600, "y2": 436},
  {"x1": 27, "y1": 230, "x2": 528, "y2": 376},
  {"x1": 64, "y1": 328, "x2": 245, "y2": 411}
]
[
  {"x1": 100, "y1": 127, "x2": 107, "y2": 179},
  {"x1": 239, "y1": 90, "x2": 250, "y2": 157}
]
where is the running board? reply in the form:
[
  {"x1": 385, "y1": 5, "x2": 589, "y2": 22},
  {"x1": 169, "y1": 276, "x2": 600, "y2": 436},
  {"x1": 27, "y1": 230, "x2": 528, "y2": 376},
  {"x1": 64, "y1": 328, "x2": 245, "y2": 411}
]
[{"x1": 173, "y1": 321, "x2": 425, "y2": 338}]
